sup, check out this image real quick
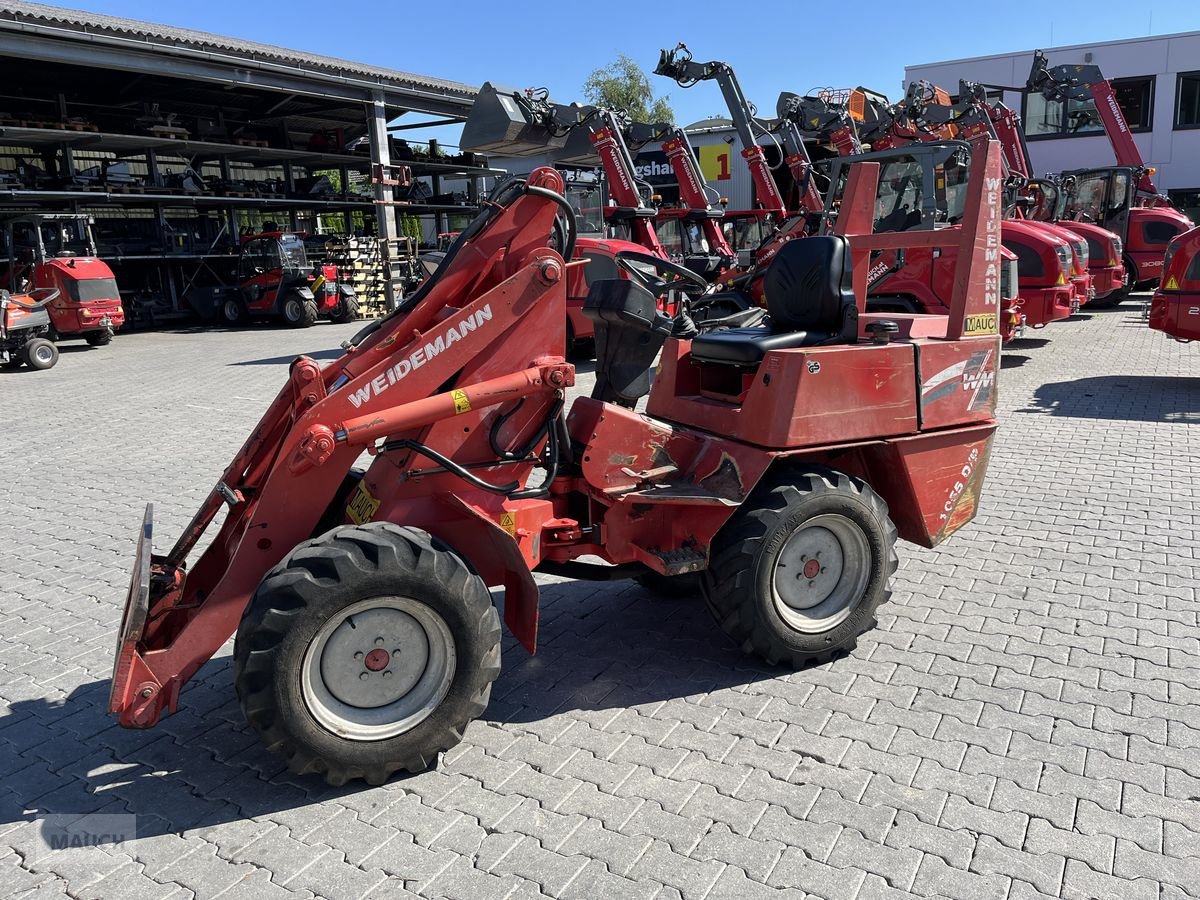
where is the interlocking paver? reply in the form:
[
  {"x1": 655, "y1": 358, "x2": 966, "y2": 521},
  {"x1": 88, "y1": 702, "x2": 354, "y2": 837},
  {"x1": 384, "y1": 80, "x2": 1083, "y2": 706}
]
[{"x1": 3, "y1": 304, "x2": 1198, "y2": 899}]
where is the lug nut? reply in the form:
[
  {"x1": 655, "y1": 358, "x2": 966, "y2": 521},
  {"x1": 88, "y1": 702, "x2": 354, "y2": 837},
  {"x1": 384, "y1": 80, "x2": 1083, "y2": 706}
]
[
  {"x1": 354, "y1": 651, "x2": 364, "y2": 660},
  {"x1": 359, "y1": 673, "x2": 369, "y2": 680},
  {"x1": 383, "y1": 671, "x2": 393, "y2": 678},
  {"x1": 374, "y1": 637, "x2": 385, "y2": 646}
]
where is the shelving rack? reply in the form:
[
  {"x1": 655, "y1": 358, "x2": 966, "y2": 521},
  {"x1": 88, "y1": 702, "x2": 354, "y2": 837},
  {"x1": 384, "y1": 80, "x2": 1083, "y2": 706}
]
[{"x1": 0, "y1": 2, "x2": 502, "y2": 323}]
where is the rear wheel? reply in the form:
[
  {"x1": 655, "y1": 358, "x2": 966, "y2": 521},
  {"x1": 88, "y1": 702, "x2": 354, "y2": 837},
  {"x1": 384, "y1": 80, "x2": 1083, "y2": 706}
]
[
  {"x1": 329, "y1": 293, "x2": 359, "y2": 324},
  {"x1": 702, "y1": 467, "x2": 897, "y2": 667},
  {"x1": 283, "y1": 294, "x2": 319, "y2": 328},
  {"x1": 22, "y1": 337, "x2": 58, "y2": 371},
  {"x1": 234, "y1": 523, "x2": 501, "y2": 785},
  {"x1": 85, "y1": 328, "x2": 113, "y2": 346}
]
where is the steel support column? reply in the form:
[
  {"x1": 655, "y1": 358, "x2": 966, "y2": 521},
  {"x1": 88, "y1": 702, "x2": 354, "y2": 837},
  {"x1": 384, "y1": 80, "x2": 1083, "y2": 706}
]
[{"x1": 368, "y1": 91, "x2": 400, "y2": 309}]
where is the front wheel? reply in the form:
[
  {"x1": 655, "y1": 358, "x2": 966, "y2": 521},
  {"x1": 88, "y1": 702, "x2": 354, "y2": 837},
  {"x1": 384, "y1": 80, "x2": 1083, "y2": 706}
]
[
  {"x1": 222, "y1": 297, "x2": 248, "y2": 326},
  {"x1": 234, "y1": 523, "x2": 501, "y2": 785},
  {"x1": 328, "y1": 293, "x2": 359, "y2": 324},
  {"x1": 282, "y1": 294, "x2": 319, "y2": 328},
  {"x1": 22, "y1": 337, "x2": 59, "y2": 370},
  {"x1": 85, "y1": 328, "x2": 113, "y2": 347},
  {"x1": 702, "y1": 467, "x2": 897, "y2": 667}
]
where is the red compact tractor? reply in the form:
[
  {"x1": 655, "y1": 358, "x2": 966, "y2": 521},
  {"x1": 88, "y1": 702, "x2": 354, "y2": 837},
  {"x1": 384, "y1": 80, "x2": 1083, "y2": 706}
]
[
  {"x1": 1149, "y1": 226, "x2": 1200, "y2": 341},
  {"x1": 109, "y1": 143, "x2": 1003, "y2": 785},
  {"x1": 221, "y1": 232, "x2": 358, "y2": 328},
  {"x1": 1, "y1": 287, "x2": 61, "y2": 370},
  {"x1": 2, "y1": 214, "x2": 125, "y2": 346}
]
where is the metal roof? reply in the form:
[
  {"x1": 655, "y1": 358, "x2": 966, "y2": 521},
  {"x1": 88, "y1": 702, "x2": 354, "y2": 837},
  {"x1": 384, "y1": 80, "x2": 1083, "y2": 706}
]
[{"x1": 0, "y1": 2, "x2": 478, "y2": 111}]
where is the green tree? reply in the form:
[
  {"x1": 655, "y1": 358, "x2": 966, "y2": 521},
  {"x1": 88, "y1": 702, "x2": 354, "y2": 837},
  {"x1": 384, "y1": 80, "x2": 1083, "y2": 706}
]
[{"x1": 582, "y1": 55, "x2": 675, "y2": 123}]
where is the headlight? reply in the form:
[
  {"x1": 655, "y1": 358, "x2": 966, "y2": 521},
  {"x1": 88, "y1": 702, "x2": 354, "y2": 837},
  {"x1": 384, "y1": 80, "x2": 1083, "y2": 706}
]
[
  {"x1": 1000, "y1": 257, "x2": 1018, "y2": 300},
  {"x1": 1072, "y1": 240, "x2": 1088, "y2": 272},
  {"x1": 1054, "y1": 244, "x2": 1072, "y2": 273},
  {"x1": 1162, "y1": 242, "x2": 1177, "y2": 281}
]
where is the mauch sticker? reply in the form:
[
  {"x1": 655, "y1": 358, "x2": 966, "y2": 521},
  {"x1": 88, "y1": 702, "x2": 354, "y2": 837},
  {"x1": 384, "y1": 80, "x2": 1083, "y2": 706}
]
[
  {"x1": 922, "y1": 348, "x2": 995, "y2": 410},
  {"x1": 963, "y1": 313, "x2": 997, "y2": 335}
]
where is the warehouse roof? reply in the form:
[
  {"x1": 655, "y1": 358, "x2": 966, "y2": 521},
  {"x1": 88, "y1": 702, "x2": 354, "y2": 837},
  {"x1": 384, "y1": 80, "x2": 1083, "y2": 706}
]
[{"x1": 0, "y1": 1, "x2": 477, "y2": 108}]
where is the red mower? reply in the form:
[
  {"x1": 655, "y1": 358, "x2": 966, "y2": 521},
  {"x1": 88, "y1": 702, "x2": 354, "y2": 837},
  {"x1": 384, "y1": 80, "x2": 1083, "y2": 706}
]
[
  {"x1": 219, "y1": 232, "x2": 358, "y2": 328},
  {"x1": 1, "y1": 287, "x2": 61, "y2": 371},
  {"x1": 109, "y1": 143, "x2": 1005, "y2": 785}
]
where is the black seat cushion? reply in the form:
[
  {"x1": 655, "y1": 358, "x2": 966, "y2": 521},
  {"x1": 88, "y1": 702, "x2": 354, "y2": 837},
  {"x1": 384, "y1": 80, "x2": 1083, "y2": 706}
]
[
  {"x1": 689, "y1": 236, "x2": 858, "y2": 366},
  {"x1": 763, "y1": 235, "x2": 855, "y2": 332},
  {"x1": 690, "y1": 327, "x2": 833, "y2": 365}
]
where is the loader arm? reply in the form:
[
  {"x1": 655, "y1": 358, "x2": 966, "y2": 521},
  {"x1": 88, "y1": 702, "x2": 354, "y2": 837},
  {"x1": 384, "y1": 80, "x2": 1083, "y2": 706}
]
[
  {"x1": 1025, "y1": 51, "x2": 1157, "y2": 195},
  {"x1": 625, "y1": 121, "x2": 736, "y2": 260},
  {"x1": 110, "y1": 168, "x2": 573, "y2": 729},
  {"x1": 655, "y1": 44, "x2": 788, "y2": 220}
]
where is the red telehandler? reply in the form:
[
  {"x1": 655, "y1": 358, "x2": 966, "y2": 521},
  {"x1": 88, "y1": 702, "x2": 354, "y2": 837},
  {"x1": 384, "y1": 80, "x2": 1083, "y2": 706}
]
[
  {"x1": 108, "y1": 137, "x2": 1006, "y2": 785},
  {"x1": 1149, "y1": 225, "x2": 1200, "y2": 341},
  {"x1": 1025, "y1": 50, "x2": 1194, "y2": 294},
  {"x1": 949, "y1": 80, "x2": 1126, "y2": 305}
]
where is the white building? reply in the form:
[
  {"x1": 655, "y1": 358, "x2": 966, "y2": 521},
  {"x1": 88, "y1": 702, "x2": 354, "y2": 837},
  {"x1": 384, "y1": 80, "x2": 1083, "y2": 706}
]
[{"x1": 906, "y1": 31, "x2": 1200, "y2": 221}]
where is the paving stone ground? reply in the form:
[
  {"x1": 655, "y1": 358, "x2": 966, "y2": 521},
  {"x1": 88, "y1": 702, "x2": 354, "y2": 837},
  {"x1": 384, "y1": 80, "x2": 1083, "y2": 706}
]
[{"x1": 1, "y1": 301, "x2": 1198, "y2": 900}]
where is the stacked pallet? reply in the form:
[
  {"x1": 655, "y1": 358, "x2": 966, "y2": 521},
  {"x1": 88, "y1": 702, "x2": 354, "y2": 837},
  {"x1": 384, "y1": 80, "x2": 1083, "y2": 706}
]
[{"x1": 322, "y1": 236, "x2": 391, "y2": 318}]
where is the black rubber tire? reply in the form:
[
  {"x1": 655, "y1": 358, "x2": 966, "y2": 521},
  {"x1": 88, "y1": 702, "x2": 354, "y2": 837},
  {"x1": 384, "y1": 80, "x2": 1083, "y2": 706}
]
[
  {"x1": 635, "y1": 571, "x2": 702, "y2": 599},
  {"x1": 283, "y1": 295, "x2": 319, "y2": 328},
  {"x1": 701, "y1": 466, "x2": 897, "y2": 668},
  {"x1": 22, "y1": 337, "x2": 58, "y2": 371},
  {"x1": 222, "y1": 297, "x2": 248, "y2": 326},
  {"x1": 233, "y1": 523, "x2": 502, "y2": 785},
  {"x1": 329, "y1": 294, "x2": 359, "y2": 324},
  {"x1": 85, "y1": 328, "x2": 113, "y2": 346}
]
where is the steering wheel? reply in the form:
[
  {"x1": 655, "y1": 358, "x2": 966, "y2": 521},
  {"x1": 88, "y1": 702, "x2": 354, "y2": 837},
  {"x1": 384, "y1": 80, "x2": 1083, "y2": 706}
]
[{"x1": 614, "y1": 249, "x2": 709, "y2": 299}]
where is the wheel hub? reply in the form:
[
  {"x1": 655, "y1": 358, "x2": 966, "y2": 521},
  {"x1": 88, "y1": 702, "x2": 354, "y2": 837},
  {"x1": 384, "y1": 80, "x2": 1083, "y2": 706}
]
[
  {"x1": 301, "y1": 596, "x2": 456, "y2": 741},
  {"x1": 772, "y1": 514, "x2": 871, "y2": 634}
]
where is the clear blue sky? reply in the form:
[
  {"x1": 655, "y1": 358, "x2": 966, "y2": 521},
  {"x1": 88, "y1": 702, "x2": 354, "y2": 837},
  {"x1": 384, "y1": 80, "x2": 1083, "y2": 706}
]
[{"x1": 55, "y1": 0, "x2": 1199, "y2": 146}]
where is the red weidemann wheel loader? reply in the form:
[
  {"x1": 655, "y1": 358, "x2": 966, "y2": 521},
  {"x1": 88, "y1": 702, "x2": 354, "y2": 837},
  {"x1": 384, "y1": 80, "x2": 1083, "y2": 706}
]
[{"x1": 108, "y1": 142, "x2": 1006, "y2": 786}]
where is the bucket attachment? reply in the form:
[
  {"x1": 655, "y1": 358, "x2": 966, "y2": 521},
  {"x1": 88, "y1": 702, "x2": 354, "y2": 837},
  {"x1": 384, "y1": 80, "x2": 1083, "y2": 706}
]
[{"x1": 461, "y1": 82, "x2": 571, "y2": 157}]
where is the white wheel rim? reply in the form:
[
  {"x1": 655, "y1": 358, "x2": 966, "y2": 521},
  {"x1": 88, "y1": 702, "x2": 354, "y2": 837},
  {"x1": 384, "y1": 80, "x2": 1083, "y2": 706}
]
[
  {"x1": 285, "y1": 299, "x2": 302, "y2": 321},
  {"x1": 772, "y1": 514, "x2": 871, "y2": 634},
  {"x1": 301, "y1": 595, "x2": 456, "y2": 741},
  {"x1": 33, "y1": 344, "x2": 54, "y2": 365}
]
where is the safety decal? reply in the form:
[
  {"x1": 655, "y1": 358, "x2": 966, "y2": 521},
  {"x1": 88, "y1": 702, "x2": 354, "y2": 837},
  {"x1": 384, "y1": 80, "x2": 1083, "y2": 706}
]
[
  {"x1": 346, "y1": 481, "x2": 380, "y2": 526},
  {"x1": 452, "y1": 389, "x2": 472, "y2": 414},
  {"x1": 807, "y1": 360, "x2": 821, "y2": 374},
  {"x1": 499, "y1": 512, "x2": 516, "y2": 536},
  {"x1": 1165, "y1": 276, "x2": 1179, "y2": 291}
]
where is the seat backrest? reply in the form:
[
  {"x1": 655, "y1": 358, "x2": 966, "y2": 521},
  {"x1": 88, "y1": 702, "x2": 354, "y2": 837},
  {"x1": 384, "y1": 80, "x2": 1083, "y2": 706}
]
[{"x1": 763, "y1": 235, "x2": 856, "y2": 335}]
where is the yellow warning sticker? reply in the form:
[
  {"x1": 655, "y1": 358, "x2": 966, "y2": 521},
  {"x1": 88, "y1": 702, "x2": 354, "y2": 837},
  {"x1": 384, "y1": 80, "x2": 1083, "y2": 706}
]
[
  {"x1": 1165, "y1": 276, "x2": 1179, "y2": 291},
  {"x1": 499, "y1": 512, "x2": 516, "y2": 536},
  {"x1": 1056, "y1": 272, "x2": 1066, "y2": 285},
  {"x1": 451, "y1": 389, "x2": 471, "y2": 415},
  {"x1": 346, "y1": 481, "x2": 380, "y2": 525},
  {"x1": 963, "y1": 313, "x2": 998, "y2": 335}
]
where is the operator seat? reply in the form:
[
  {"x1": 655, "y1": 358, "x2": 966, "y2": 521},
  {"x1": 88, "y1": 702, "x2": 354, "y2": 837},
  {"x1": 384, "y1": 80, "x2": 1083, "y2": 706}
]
[{"x1": 689, "y1": 235, "x2": 859, "y2": 366}]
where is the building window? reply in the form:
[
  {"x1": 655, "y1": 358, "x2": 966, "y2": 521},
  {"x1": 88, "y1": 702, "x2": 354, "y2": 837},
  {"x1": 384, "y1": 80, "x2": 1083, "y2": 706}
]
[
  {"x1": 1113, "y1": 77, "x2": 1154, "y2": 130},
  {"x1": 1176, "y1": 72, "x2": 1200, "y2": 128},
  {"x1": 1168, "y1": 189, "x2": 1200, "y2": 223},
  {"x1": 1024, "y1": 76, "x2": 1155, "y2": 139}
]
